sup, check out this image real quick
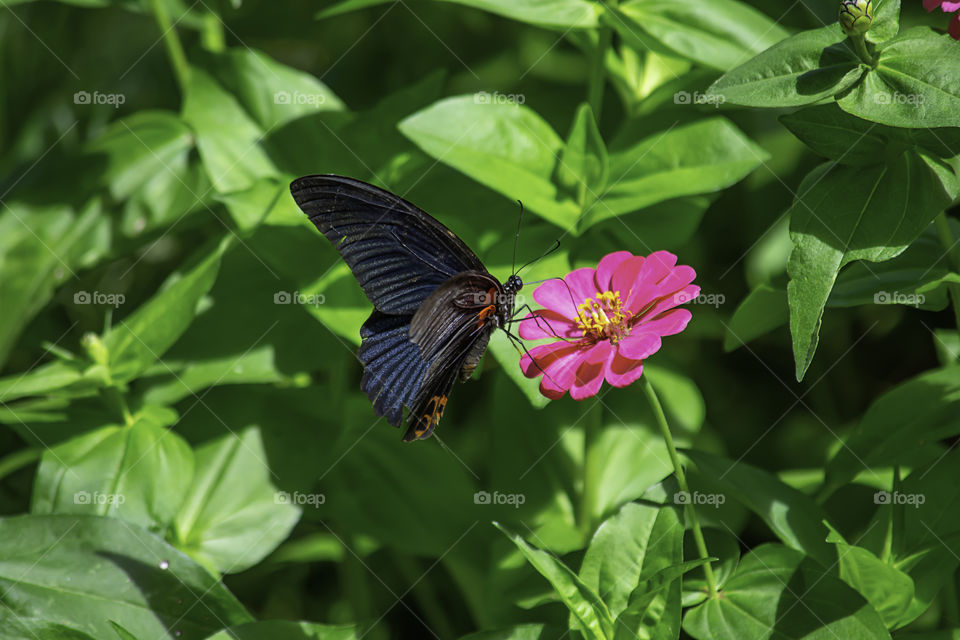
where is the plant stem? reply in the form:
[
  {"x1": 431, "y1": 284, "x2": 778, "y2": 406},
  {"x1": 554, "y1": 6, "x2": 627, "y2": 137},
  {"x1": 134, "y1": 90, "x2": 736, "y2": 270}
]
[
  {"x1": 149, "y1": 0, "x2": 191, "y2": 93},
  {"x1": 586, "y1": 10, "x2": 613, "y2": 118},
  {"x1": 640, "y1": 376, "x2": 718, "y2": 597},
  {"x1": 0, "y1": 447, "x2": 40, "y2": 482},
  {"x1": 202, "y1": 10, "x2": 226, "y2": 53},
  {"x1": 849, "y1": 34, "x2": 875, "y2": 66},
  {"x1": 934, "y1": 212, "x2": 960, "y2": 329},
  {"x1": 579, "y1": 402, "x2": 604, "y2": 537}
]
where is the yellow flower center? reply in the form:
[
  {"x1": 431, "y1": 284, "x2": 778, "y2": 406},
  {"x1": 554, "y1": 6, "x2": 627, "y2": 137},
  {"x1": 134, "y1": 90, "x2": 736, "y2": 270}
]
[{"x1": 575, "y1": 291, "x2": 631, "y2": 343}]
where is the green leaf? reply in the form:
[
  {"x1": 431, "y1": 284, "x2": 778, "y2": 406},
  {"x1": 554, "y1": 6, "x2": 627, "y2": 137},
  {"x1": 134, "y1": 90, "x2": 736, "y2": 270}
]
[
  {"x1": 724, "y1": 284, "x2": 789, "y2": 352},
  {"x1": 102, "y1": 238, "x2": 228, "y2": 383},
  {"x1": 0, "y1": 514, "x2": 251, "y2": 638},
  {"x1": 318, "y1": 0, "x2": 601, "y2": 28},
  {"x1": 610, "y1": 0, "x2": 789, "y2": 71},
  {"x1": 173, "y1": 426, "x2": 301, "y2": 575},
  {"x1": 0, "y1": 360, "x2": 91, "y2": 405},
  {"x1": 555, "y1": 103, "x2": 608, "y2": 210},
  {"x1": 580, "y1": 501, "x2": 683, "y2": 618},
  {"x1": 867, "y1": 0, "x2": 900, "y2": 44},
  {"x1": 495, "y1": 524, "x2": 615, "y2": 640},
  {"x1": 205, "y1": 48, "x2": 345, "y2": 130},
  {"x1": 32, "y1": 413, "x2": 194, "y2": 533},
  {"x1": 706, "y1": 24, "x2": 863, "y2": 107},
  {"x1": 459, "y1": 625, "x2": 561, "y2": 640},
  {"x1": 838, "y1": 28, "x2": 960, "y2": 128},
  {"x1": 203, "y1": 621, "x2": 359, "y2": 639},
  {"x1": 824, "y1": 522, "x2": 914, "y2": 628},
  {"x1": 182, "y1": 67, "x2": 278, "y2": 193},
  {"x1": 0, "y1": 617, "x2": 97, "y2": 639},
  {"x1": 787, "y1": 153, "x2": 958, "y2": 380},
  {"x1": 488, "y1": 331, "x2": 550, "y2": 409},
  {"x1": 683, "y1": 450, "x2": 834, "y2": 566},
  {"x1": 587, "y1": 118, "x2": 767, "y2": 230},
  {"x1": 683, "y1": 544, "x2": 891, "y2": 640},
  {"x1": 614, "y1": 559, "x2": 710, "y2": 640},
  {"x1": 85, "y1": 111, "x2": 193, "y2": 200},
  {"x1": 824, "y1": 368, "x2": 960, "y2": 492},
  {"x1": 399, "y1": 95, "x2": 580, "y2": 230}
]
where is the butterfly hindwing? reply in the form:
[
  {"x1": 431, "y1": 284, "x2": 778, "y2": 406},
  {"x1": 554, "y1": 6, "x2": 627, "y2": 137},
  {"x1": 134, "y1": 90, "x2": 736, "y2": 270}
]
[{"x1": 290, "y1": 175, "x2": 487, "y2": 315}]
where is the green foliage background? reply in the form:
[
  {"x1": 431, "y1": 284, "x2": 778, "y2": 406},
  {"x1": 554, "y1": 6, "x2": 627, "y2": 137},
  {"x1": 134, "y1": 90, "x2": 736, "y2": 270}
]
[{"x1": 2, "y1": 0, "x2": 960, "y2": 638}]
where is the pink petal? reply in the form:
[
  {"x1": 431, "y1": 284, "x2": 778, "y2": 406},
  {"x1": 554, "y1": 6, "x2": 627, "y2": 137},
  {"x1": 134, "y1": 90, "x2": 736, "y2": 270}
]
[
  {"x1": 533, "y1": 279, "x2": 580, "y2": 318},
  {"x1": 538, "y1": 346, "x2": 585, "y2": 398},
  {"x1": 617, "y1": 333, "x2": 662, "y2": 360},
  {"x1": 570, "y1": 342, "x2": 612, "y2": 400},
  {"x1": 942, "y1": 1, "x2": 960, "y2": 11},
  {"x1": 520, "y1": 342, "x2": 573, "y2": 378},
  {"x1": 610, "y1": 256, "x2": 645, "y2": 302},
  {"x1": 606, "y1": 353, "x2": 645, "y2": 387},
  {"x1": 925, "y1": 0, "x2": 943, "y2": 10},
  {"x1": 637, "y1": 285, "x2": 701, "y2": 321},
  {"x1": 517, "y1": 310, "x2": 579, "y2": 340},
  {"x1": 565, "y1": 267, "x2": 599, "y2": 302},
  {"x1": 595, "y1": 251, "x2": 633, "y2": 291},
  {"x1": 636, "y1": 308, "x2": 693, "y2": 337}
]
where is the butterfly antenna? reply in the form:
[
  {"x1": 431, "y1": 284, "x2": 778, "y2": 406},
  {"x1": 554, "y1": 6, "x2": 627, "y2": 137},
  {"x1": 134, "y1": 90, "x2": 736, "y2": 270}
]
[
  {"x1": 516, "y1": 239, "x2": 561, "y2": 276},
  {"x1": 511, "y1": 200, "x2": 525, "y2": 275}
]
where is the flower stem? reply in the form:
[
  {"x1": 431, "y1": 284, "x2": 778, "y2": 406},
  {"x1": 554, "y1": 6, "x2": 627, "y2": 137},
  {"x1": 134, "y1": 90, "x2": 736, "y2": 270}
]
[
  {"x1": 640, "y1": 376, "x2": 718, "y2": 597},
  {"x1": 579, "y1": 402, "x2": 604, "y2": 537},
  {"x1": 934, "y1": 212, "x2": 960, "y2": 329},
  {"x1": 149, "y1": 0, "x2": 191, "y2": 93},
  {"x1": 849, "y1": 34, "x2": 876, "y2": 66},
  {"x1": 586, "y1": 2, "x2": 614, "y2": 118}
]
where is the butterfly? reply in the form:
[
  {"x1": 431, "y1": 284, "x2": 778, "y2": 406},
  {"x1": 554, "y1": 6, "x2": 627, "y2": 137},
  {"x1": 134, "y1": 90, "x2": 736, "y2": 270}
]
[{"x1": 290, "y1": 175, "x2": 523, "y2": 442}]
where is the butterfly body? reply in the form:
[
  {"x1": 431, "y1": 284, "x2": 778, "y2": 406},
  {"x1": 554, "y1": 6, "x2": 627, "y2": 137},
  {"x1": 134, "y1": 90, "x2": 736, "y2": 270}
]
[{"x1": 290, "y1": 175, "x2": 520, "y2": 441}]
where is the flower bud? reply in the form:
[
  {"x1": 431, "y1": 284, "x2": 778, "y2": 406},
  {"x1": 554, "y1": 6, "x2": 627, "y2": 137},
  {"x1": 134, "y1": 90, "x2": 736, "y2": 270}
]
[
  {"x1": 81, "y1": 332, "x2": 109, "y2": 367},
  {"x1": 839, "y1": 0, "x2": 874, "y2": 35}
]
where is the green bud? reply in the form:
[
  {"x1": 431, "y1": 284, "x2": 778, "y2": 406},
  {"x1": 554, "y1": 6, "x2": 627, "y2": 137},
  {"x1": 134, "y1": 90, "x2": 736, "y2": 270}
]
[
  {"x1": 839, "y1": 0, "x2": 874, "y2": 35},
  {"x1": 81, "y1": 332, "x2": 109, "y2": 367}
]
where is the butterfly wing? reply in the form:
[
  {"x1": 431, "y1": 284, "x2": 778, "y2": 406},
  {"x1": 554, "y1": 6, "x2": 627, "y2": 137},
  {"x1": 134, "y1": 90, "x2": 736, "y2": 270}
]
[
  {"x1": 401, "y1": 271, "x2": 505, "y2": 441},
  {"x1": 290, "y1": 174, "x2": 487, "y2": 315}
]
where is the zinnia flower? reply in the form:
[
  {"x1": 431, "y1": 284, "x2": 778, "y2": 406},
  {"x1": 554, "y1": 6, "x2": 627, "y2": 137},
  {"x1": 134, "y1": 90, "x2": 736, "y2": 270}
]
[
  {"x1": 925, "y1": 0, "x2": 960, "y2": 39},
  {"x1": 519, "y1": 250, "x2": 698, "y2": 400}
]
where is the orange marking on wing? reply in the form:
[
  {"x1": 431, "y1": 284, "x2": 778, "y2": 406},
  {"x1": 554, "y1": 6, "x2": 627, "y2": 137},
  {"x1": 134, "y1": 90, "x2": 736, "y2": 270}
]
[
  {"x1": 477, "y1": 304, "x2": 497, "y2": 329},
  {"x1": 417, "y1": 395, "x2": 448, "y2": 438}
]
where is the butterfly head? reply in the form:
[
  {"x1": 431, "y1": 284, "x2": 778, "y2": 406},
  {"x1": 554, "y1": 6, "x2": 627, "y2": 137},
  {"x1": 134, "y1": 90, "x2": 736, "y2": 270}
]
[{"x1": 504, "y1": 274, "x2": 523, "y2": 295}]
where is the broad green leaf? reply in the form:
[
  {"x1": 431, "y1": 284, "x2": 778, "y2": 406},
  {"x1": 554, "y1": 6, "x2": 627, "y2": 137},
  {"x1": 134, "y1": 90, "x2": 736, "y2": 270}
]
[
  {"x1": 645, "y1": 364, "x2": 705, "y2": 434},
  {"x1": 555, "y1": 103, "x2": 608, "y2": 210},
  {"x1": 459, "y1": 625, "x2": 560, "y2": 640},
  {"x1": 683, "y1": 544, "x2": 891, "y2": 640},
  {"x1": 173, "y1": 426, "x2": 301, "y2": 575},
  {"x1": 825, "y1": 368, "x2": 960, "y2": 492},
  {"x1": 0, "y1": 617, "x2": 96, "y2": 639},
  {"x1": 824, "y1": 523, "x2": 914, "y2": 628},
  {"x1": 119, "y1": 150, "x2": 212, "y2": 238},
  {"x1": 0, "y1": 200, "x2": 109, "y2": 368},
  {"x1": 611, "y1": 0, "x2": 789, "y2": 71},
  {"x1": 206, "y1": 48, "x2": 345, "y2": 130},
  {"x1": 580, "y1": 501, "x2": 682, "y2": 617},
  {"x1": 399, "y1": 95, "x2": 580, "y2": 230},
  {"x1": 203, "y1": 621, "x2": 358, "y2": 639},
  {"x1": 0, "y1": 514, "x2": 252, "y2": 638},
  {"x1": 838, "y1": 28, "x2": 960, "y2": 128},
  {"x1": 867, "y1": 0, "x2": 900, "y2": 44},
  {"x1": 0, "y1": 360, "x2": 92, "y2": 405},
  {"x1": 614, "y1": 559, "x2": 710, "y2": 640},
  {"x1": 216, "y1": 178, "x2": 303, "y2": 232},
  {"x1": 495, "y1": 524, "x2": 615, "y2": 640},
  {"x1": 318, "y1": 0, "x2": 601, "y2": 28},
  {"x1": 32, "y1": 413, "x2": 194, "y2": 533},
  {"x1": 706, "y1": 24, "x2": 863, "y2": 107},
  {"x1": 182, "y1": 67, "x2": 278, "y2": 193},
  {"x1": 684, "y1": 450, "x2": 834, "y2": 566},
  {"x1": 787, "y1": 152, "x2": 958, "y2": 380},
  {"x1": 587, "y1": 118, "x2": 766, "y2": 230},
  {"x1": 488, "y1": 331, "x2": 550, "y2": 409},
  {"x1": 724, "y1": 284, "x2": 788, "y2": 352},
  {"x1": 85, "y1": 111, "x2": 193, "y2": 200},
  {"x1": 102, "y1": 238, "x2": 228, "y2": 383}
]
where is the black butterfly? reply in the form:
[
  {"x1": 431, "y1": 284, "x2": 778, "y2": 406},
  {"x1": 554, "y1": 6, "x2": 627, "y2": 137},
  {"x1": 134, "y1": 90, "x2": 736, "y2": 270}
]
[{"x1": 290, "y1": 175, "x2": 522, "y2": 442}]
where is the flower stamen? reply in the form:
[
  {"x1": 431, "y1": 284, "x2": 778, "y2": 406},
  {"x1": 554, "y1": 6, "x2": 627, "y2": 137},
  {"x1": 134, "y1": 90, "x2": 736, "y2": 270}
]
[{"x1": 575, "y1": 291, "x2": 631, "y2": 343}]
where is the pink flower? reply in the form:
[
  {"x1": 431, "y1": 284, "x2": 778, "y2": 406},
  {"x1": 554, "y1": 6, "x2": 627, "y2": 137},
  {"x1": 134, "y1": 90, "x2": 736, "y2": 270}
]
[
  {"x1": 518, "y1": 251, "x2": 698, "y2": 400},
  {"x1": 925, "y1": 0, "x2": 960, "y2": 39}
]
